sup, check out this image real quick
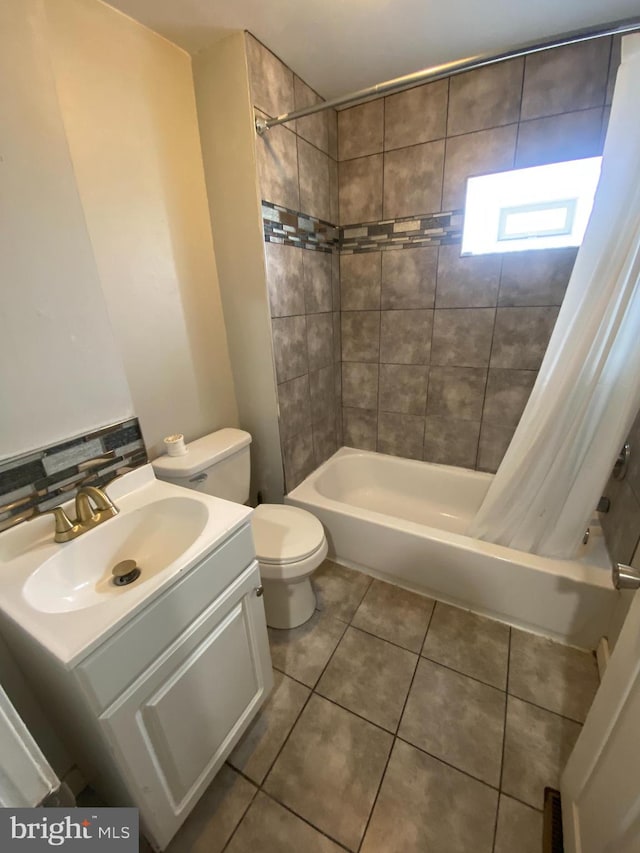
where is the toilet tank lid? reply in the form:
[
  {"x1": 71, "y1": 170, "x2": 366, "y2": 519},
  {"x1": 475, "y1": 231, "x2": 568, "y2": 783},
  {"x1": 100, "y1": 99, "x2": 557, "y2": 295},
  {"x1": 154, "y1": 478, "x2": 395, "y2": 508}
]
[{"x1": 151, "y1": 429, "x2": 251, "y2": 478}]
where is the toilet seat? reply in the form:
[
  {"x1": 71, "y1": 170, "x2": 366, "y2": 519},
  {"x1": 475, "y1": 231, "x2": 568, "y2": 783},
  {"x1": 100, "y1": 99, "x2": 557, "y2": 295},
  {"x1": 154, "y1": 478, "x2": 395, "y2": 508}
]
[{"x1": 251, "y1": 504, "x2": 326, "y2": 568}]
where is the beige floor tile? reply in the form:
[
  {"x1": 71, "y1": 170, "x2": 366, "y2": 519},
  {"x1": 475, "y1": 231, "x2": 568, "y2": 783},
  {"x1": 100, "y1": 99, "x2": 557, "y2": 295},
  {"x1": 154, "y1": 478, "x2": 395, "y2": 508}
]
[
  {"x1": 268, "y1": 611, "x2": 347, "y2": 687},
  {"x1": 422, "y1": 602, "x2": 510, "y2": 688},
  {"x1": 399, "y1": 658, "x2": 505, "y2": 786},
  {"x1": 502, "y1": 696, "x2": 581, "y2": 809},
  {"x1": 264, "y1": 694, "x2": 392, "y2": 851},
  {"x1": 351, "y1": 579, "x2": 435, "y2": 651},
  {"x1": 509, "y1": 629, "x2": 599, "y2": 722},
  {"x1": 312, "y1": 559, "x2": 372, "y2": 621},
  {"x1": 226, "y1": 792, "x2": 343, "y2": 853},
  {"x1": 361, "y1": 739, "x2": 497, "y2": 853},
  {"x1": 494, "y1": 794, "x2": 543, "y2": 853},
  {"x1": 228, "y1": 670, "x2": 310, "y2": 783},
  {"x1": 316, "y1": 626, "x2": 417, "y2": 731},
  {"x1": 166, "y1": 765, "x2": 256, "y2": 853}
]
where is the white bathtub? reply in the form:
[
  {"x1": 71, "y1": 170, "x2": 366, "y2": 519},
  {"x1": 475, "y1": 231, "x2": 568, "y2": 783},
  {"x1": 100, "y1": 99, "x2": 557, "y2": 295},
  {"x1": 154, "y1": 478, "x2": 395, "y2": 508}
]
[{"x1": 286, "y1": 447, "x2": 618, "y2": 649}]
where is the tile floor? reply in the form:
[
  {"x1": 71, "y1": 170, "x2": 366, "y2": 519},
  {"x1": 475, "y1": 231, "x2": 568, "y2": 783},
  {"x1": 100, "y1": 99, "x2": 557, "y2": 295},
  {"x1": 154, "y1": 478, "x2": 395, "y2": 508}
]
[{"x1": 161, "y1": 560, "x2": 600, "y2": 853}]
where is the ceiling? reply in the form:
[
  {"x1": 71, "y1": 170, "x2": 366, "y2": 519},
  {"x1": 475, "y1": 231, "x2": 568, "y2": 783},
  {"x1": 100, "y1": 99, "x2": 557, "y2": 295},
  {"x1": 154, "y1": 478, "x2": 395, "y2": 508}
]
[{"x1": 105, "y1": 0, "x2": 639, "y2": 99}]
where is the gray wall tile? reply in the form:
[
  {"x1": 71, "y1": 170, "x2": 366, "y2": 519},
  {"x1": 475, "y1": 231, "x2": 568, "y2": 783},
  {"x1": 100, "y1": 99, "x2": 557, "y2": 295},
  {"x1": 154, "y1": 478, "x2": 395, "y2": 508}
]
[
  {"x1": 331, "y1": 253, "x2": 341, "y2": 310},
  {"x1": 515, "y1": 109, "x2": 604, "y2": 169},
  {"x1": 329, "y1": 158, "x2": 339, "y2": 225},
  {"x1": 381, "y1": 247, "x2": 437, "y2": 309},
  {"x1": 272, "y1": 315, "x2": 308, "y2": 382},
  {"x1": 338, "y1": 100, "x2": 384, "y2": 161},
  {"x1": 309, "y1": 365, "x2": 336, "y2": 425},
  {"x1": 256, "y1": 122, "x2": 300, "y2": 210},
  {"x1": 332, "y1": 311, "x2": 341, "y2": 362},
  {"x1": 246, "y1": 34, "x2": 294, "y2": 118},
  {"x1": 431, "y1": 308, "x2": 495, "y2": 367},
  {"x1": 380, "y1": 310, "x2": 432, "y2": 365},
  {"x1": 303, "y1": 251, "x2": 333, "y2": 314},
  {"x1": 490, "y1": 307, "x2": 559, "y2": 370},
  {"x1": 379, "y1": 364, "x2": 428, "y2": 415},
  {"x1": 378, "y1": 412, "x2": 425, "y2": 460},
  {"x1": 601, "y1": 478, "x2": 640, "y2": 566},
  {"x1": 383, "y1": 140, "x2": 445, "y2": 218},
  {"x1": 265, "y1": 242, "x2": 305, "y2": 317},
  {"x1": 447, "y1": 59, "x2": 523, "y2": 136},
  {"x1": 327, "y1": 108, "x2": 338, "y2": 159},
  {"x1": 427, "y1": 366, "x2": 487, "y2": 420},
  {"x1": 307, "y1": 312, "x2": 334, "y2": 370},
  {"x1": 278, "y1": 374, "x2": 312, "y2": 440},
  {"x1": 343, "y1": 407, "x2": 377, "y2": 450},
  {"x1": 313, "y1": 414, "x2": 338, "y2": 467},
  {"x1": 294, "y1": 75, "x2": 329, "y2": 154},
  {"x1": 384, "y1": 80, "x2": 448, "y2": 150},
  {"x1": 436, "y1": 245, "x2": 501, "y2": 308},
  {"x1": 283, "y1": 430, "x2": 315, "y2": 491},
  {"x1": 499, "y1": 248, "x2": 577, "y2": 307},
  {"x1": 477, "y1": 422, "x2": 516, "y2": 473},
  {"x1": 521, "y1": 38, "x2": 611, "y2": 120},
  {"x1": 423, "y1": 417, "x2": 480, "y2": 468},
  {"x1": 442, "y1": 125, "x2": 517, "y2": 211},
  {"x1": 339, "y1": 155, "x2": 383, "y2": 224},
  {"x1": 341, "y1": 311, "x2": 380, "y2": 362},
  {"x1": 483, "y1": 369, "x2": 536, "y2": 427},
  {"x1": 298, "y1": 138, "x2": 331, "y2": 222},
  {"x1": 342, "y1": 363, "x2": 379, "y2": 409},
  {"x1": 341, "y1": 252, "x2": 381, "y2": 310}
]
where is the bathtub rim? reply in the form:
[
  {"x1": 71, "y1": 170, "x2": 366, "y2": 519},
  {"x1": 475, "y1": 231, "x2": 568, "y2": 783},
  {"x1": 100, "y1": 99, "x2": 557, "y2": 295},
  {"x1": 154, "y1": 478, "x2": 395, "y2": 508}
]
[{"x1": 287, "y1": 446, "x2": 613, "y2": 591}]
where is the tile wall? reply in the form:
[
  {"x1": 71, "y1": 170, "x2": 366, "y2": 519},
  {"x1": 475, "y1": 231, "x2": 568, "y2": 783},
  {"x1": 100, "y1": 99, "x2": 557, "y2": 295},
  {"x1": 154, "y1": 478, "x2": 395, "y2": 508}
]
[
  {"x1": 337, "y1": 36, "x2": 619, "y2": 471},
  {"x1": 601, "y1": 408, "x2": 640, "y2": 566},
  {"x1": 247, "y1": 34, "x2": 342, "y2": 491}
]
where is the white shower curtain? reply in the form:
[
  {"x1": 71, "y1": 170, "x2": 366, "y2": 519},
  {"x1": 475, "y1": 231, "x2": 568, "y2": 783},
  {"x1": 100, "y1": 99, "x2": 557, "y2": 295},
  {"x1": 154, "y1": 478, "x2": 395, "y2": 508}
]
[{"x1": 468, "y1": 34, "x2": 640, "y2": 559}]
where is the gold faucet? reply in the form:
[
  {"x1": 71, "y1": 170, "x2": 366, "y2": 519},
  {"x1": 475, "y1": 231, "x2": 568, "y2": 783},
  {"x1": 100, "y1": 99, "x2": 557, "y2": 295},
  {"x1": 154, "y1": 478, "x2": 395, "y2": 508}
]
[{"x1": 33, "y1": 486, "x2": 119, "y2": 543}]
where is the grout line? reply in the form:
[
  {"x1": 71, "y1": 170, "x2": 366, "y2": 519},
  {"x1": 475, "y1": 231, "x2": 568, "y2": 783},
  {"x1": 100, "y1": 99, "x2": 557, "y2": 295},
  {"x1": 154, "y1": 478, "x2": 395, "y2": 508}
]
[
  {"x1": 394, "y1": 733, "x2": 501, "y2": 792},
  {"x1": 219, "y1": 782, "x2": 259, "y2": 853},
  {"x1": 418, "y1": 650, "x2": 507, "y2": 693},
  {"x1": 492, "y1": 626, "x2": 512, "y2": 852}
]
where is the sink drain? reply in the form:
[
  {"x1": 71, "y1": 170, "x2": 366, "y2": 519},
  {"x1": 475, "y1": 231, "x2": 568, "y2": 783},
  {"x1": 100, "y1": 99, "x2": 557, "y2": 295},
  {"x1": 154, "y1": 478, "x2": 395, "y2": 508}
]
[{"x1": 112, "y1": 559, "x2": 141, "y2": 586}]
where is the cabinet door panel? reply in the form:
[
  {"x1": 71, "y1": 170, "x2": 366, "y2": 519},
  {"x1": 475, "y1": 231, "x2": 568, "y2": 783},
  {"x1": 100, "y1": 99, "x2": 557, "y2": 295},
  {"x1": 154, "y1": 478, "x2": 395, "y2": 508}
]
[
  {"x1": 142, "y1": 599, "x2": 257, "y2": 802},
  {"x1": 99, "y1": 561, "x2": 273, "y2": 849}
]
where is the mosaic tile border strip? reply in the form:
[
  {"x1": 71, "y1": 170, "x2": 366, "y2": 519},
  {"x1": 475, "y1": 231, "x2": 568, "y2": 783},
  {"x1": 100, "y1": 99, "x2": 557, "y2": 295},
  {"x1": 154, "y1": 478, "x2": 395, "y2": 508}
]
[
  {"x1": 0, "y1": 418, "x2": 147, "y2": 532},
  {"x1": 261, "y1": 203, "x2": 465, "y2": 254},
  {"x1": 340, "y1": 210, "x2": 465, "y2": 254},
  {"x1": 262, "y1": 201, "x2": 339, "y2": 252}
]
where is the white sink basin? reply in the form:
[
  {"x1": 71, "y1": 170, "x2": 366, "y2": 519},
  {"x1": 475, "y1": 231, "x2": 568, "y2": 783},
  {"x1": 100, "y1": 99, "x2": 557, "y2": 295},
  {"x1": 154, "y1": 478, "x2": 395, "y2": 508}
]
[
  {"x1": 0, "y1": 465, "x2": 253, "y2": 665},
  {"x1": 23, "y1": 496, "x2": 208, "y2": 613}
]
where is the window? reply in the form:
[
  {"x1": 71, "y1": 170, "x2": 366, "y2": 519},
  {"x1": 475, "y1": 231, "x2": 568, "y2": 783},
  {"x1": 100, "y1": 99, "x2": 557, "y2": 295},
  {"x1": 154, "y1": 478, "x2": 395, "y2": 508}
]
[{"x1": 461, "y1": 157, "x2": 602, "y2": 255}]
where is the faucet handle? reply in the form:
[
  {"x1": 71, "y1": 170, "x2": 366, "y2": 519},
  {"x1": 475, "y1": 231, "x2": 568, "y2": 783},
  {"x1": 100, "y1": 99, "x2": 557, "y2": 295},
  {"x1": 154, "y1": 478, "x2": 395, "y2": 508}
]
[{"x1": 30, "y1": 506, "x2": 75, "y2": 537}]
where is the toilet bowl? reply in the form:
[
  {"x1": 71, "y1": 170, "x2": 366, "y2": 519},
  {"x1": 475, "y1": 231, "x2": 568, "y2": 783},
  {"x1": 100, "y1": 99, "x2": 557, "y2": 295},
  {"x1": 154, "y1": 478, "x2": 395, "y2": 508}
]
[
  {"x1": 151, "y1": 429, "x2": 326, "y2": 629},
  {"x1": 251, "y1": 504, "x2": 327, "y2": 629}
]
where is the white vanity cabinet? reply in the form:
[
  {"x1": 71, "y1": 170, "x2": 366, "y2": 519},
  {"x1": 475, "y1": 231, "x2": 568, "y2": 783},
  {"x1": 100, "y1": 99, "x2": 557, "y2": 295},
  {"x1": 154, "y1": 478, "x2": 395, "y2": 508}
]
[
  {"x1": 0, "y1": 521, "x2": 273, "y2": 851},
  {"x1": 97, "y1": 560, "x2": 270, "y2": 847}
]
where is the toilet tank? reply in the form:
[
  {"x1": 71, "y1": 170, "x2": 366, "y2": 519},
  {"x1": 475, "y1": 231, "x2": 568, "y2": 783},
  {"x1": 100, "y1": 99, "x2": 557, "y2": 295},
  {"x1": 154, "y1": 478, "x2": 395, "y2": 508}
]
[{"x1": 151, "y1": 429, "x2": 252, "y2": 504}]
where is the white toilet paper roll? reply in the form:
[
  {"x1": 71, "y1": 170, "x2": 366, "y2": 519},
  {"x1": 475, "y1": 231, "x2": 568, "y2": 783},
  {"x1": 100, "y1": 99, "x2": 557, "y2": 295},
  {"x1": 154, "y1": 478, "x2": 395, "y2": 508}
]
[{"x1": 164, "y1": 434, "x2": 187, "y2": 456}]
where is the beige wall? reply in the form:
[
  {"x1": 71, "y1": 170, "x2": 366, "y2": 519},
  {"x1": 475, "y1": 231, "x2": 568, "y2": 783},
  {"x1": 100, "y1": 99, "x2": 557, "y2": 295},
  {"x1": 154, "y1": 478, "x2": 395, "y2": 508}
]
[
  {"x1": 194, "y1": 33, "x2": 284, "y2": 503},
  {"x1": 45, "y1": 0, "x2": 238, "y2": 458},
  {"x1": 0, "y1": 0, "x2": 133, "y2": 462}
]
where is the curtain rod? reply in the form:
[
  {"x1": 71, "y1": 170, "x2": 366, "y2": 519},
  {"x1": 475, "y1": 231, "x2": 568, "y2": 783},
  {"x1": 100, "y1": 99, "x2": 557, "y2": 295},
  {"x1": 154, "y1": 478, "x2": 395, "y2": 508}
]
[{"x1": 255, "y1": 17, "x2": 640, "y2": 135}]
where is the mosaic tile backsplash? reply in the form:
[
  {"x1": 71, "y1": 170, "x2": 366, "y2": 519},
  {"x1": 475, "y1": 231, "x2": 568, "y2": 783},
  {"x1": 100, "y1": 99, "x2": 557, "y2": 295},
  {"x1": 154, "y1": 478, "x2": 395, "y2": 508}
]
[
  {"x1": 262, "y1": 202, "x2": 338, "y2": 253},
  {"x1": 0, "y1": 418, "x2": 147, "y2": 532}
]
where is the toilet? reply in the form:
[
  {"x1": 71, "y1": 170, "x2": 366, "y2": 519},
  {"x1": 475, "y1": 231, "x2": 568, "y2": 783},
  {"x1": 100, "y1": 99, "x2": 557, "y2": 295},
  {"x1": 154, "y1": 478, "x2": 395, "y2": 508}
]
[{"x1": 151, "y1": 429, "x2": 327, "y2": 629}]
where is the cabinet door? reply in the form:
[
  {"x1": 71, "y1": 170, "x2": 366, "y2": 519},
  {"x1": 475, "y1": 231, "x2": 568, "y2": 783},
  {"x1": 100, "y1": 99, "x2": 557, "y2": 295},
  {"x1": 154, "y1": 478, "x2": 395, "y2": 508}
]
[{"x1": 99, "y1": 561, "x2": 272, "y2": 850}]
